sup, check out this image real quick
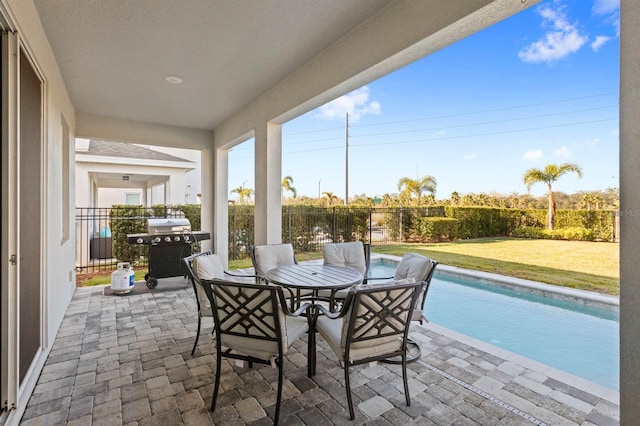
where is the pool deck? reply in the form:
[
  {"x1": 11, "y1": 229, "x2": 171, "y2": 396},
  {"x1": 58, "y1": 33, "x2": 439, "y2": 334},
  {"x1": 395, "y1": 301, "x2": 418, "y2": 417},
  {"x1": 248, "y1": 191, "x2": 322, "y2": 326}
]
[{"x1": 19, "y1": 260, "x2": 620, "y2": 425}]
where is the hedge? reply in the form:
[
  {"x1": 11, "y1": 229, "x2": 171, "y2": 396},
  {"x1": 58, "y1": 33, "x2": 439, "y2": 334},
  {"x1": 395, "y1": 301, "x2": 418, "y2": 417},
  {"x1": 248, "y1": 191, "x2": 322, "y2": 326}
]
[{"x1": 105, "y1": 204, "x2": 616, "y2": 264}]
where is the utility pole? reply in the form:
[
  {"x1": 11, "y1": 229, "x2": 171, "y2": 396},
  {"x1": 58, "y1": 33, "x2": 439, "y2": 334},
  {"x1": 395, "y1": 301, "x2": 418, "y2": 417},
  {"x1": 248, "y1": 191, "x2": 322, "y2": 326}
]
[{"x1": 345, "y1": 112, "x2": 349, "y2": 205}]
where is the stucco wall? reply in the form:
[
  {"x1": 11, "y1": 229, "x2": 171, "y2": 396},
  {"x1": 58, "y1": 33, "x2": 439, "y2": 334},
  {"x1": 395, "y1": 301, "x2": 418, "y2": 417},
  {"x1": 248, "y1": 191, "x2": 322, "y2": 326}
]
[{"x1": 2, "y1": 0, "x2": 77, "y2": 422}]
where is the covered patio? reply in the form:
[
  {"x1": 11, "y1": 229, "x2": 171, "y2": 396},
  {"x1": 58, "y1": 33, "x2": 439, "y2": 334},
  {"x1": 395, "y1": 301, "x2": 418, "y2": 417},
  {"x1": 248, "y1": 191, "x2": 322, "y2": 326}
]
[
  {"x1": 20, "y1": 267, "x2": 618, "y2": 425},
  {"x1": 1, "y1": 1, "x2": 637, "y2": 424}
]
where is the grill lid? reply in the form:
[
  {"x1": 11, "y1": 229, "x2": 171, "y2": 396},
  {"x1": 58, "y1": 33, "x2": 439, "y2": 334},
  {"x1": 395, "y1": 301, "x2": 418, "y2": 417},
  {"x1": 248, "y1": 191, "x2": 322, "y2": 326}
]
[{"x1": 147, "y1": 218, "x2": 191, "y2": 235}]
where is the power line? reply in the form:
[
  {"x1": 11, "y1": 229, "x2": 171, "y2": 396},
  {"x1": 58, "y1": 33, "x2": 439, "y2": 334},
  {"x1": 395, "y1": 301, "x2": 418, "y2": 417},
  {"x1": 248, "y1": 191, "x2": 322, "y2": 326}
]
[
  {"x1": 283, "y1": 104, "x2": 617, "y2": 147},
  {"x1": 345, "y1": 92, "x2": 618, "y2": 128},
  {"x1": 349, "y1": 105, "x2": 617, "y2": 139},
  {"x1": 284, "y1": 91, "x2": 617, "y2": 136},
  {"x1": 277, "y1": 117, "x2": 618, "y2": 156},
  {"x1": 351, "y1": 117, "x2": 618, "y2": 148},
  {"x1": 231, "y1": 116, "x2": 618, "y2": 159}
]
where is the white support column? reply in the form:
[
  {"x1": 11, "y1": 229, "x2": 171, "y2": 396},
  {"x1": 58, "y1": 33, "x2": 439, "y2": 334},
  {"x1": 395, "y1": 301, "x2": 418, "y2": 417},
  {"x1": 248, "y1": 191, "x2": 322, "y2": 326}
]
[
  {"x1": 211, "y1": 145, "x2": 228, "y2": 264},
  {"x1": 254, "y1": 122, "x2": 282, "y2": 245},
  {"x1": 620, "y1": 0, "x2": 639, "y2": 421},
  {"x1": 202, "y1": 143, "x2": 216, "y2": 256}
]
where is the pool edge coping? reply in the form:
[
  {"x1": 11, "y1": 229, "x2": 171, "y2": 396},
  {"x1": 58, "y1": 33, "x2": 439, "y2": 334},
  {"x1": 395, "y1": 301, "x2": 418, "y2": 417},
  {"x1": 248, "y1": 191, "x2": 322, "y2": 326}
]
[
  {"x1": 422, "y1": 322, "x2": 620, "y2": 405},
  {"x1": 372, "y1": 253, "x2": 619, "y2": 312}
]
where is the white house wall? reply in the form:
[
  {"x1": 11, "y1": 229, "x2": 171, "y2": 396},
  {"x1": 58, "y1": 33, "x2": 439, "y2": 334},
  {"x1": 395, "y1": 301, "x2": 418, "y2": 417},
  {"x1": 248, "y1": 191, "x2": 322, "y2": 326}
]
[
  {"x1": 75, "y1": 162, "x2": 189, "y2": 207},
  {"x1": 1, "y1": 0, "x2": 76, "y2": 423}
]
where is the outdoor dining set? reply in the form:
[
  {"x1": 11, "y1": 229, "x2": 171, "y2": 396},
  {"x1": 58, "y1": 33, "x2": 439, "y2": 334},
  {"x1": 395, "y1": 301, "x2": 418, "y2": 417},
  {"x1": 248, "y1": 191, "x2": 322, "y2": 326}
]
[{"x1": 183, "y1": 242, "x2": 438, "y2": 424}]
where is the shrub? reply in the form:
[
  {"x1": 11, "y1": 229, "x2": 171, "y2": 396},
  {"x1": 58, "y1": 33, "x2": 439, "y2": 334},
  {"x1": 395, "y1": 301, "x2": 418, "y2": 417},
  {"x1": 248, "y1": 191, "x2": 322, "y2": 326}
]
[
  {"x1": 513, "y1": 226, "x2": 595, "y2": 241},
  {"x1": 415, "y1": 217, "x2": 459, "y2": 242}
]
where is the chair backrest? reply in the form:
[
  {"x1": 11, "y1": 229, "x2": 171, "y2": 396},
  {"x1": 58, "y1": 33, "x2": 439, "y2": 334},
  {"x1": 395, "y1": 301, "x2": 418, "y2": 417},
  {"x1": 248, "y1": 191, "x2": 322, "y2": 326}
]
[
  {"x1": 392, "y1": 253, "x2": 438, "y2": 322},
  {"x1": 201, "y1": 279, "x2": 289, "y2": 361},
  {"x1": 322, "y1": 241, "x2": 370, "y2": 276},
  {"x1": 340, "y1": 281, "x2": 425, "y2": 363},
  {"x1": 184, "y1": 251, "x2": 226, "y2": 317},
  {"x1": 250, "y1": 243, "x2": 297, "y2": 278}
]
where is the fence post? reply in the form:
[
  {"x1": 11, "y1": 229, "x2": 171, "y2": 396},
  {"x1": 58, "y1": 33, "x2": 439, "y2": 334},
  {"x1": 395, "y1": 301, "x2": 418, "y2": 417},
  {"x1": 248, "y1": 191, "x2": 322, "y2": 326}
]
[
  {"x1": 331, "y1": 207, "x2": 338, "y2": 243},
  {"x1": 288, "y1": 205, "x2": 292, "y2": 243},
  {"x1": 400, "y1": 207, "x2": 403, "y2": 243},
  {"x1": 232, "y1": 203, "x2": 237, "y2": 260},
  {"x1": 369, "y1": 207, "x2": 373, "y2": 244}
]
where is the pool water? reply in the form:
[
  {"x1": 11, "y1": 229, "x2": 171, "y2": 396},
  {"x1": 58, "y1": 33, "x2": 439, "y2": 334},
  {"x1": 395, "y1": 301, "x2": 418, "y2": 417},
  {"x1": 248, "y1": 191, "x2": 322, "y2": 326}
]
[{"x1": 368, "y1": 258, "x2": 620, "y2": 390}]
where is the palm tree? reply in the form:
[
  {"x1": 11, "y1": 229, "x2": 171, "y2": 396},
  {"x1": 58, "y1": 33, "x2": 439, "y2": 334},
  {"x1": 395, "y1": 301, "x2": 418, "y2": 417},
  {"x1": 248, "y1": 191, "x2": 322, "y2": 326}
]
[
  {"x1": 523, "y1": 163, "x2": 583, "y2": 230},
  {"x1": 230, "y1": 184, "x2": 254, "y2": 205},
  {"x1": 281, "y1": 175, "x2": 297, "y2": 201},
  {"x1": 322, "y1": 191, "x2": 339, "y2": 205},
  {"x1": 397, "y1": 175, "x2": 437, "y2": 204}
]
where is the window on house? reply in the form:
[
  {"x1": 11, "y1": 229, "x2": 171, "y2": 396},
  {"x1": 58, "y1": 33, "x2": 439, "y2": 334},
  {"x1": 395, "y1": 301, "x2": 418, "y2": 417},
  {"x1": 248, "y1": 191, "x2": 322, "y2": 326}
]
[{"x1": 125, "y1": 193, "x2": 140, "y2": 205}]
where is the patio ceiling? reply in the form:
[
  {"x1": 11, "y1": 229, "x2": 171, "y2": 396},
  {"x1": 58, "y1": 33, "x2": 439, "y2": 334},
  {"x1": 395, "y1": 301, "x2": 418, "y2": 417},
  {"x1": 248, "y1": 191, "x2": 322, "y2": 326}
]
[{"x1": 32, "y1": 0, "x2": 393, "y2": 131}]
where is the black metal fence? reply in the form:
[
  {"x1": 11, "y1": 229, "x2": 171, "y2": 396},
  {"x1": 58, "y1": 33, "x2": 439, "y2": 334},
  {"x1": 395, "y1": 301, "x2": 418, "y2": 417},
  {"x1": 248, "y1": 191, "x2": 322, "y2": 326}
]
[
  {"x1": 76, "y1": 205, "x2": 616, "y2": 274},
  {"x1": 76, "y1": 205, "x2": 446, "y2": 273},
  {"x1": 75, "y1": 206, "x2": 199, "y2": 274}
]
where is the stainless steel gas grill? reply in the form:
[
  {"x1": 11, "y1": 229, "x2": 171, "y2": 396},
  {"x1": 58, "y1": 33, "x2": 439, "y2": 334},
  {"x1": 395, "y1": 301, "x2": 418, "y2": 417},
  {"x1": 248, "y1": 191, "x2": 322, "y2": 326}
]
[{"x1": 127, "y1": 218, "x2": 210, "y2": 289}]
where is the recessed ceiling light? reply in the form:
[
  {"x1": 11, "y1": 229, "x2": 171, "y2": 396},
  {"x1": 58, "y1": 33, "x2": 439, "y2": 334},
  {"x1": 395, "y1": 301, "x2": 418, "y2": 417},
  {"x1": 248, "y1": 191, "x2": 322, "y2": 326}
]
[{"x1": 164, "y1": 75, "x2": 183, "y2": 84}]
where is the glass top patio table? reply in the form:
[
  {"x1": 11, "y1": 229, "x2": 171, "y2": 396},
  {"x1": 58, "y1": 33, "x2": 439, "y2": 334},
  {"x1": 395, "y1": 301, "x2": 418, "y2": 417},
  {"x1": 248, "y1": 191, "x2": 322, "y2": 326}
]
[{"x1": 265, "y1": 264, "x2": 363, "y2": 377}]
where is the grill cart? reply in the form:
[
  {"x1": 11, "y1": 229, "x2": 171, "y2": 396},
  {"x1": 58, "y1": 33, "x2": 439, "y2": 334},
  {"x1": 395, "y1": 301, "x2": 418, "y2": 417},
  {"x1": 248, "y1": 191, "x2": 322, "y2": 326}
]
[{"x1": 127, "y1": 218, "x2": 210, "y2": 289}]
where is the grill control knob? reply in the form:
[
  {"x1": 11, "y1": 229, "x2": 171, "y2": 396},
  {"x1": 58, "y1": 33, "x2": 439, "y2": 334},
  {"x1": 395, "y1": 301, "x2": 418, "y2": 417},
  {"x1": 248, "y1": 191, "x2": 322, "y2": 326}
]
[
  {"x1": 137, "y1": 238, "x2": 144, "y2": 244},
  {"x1": 184, "y1": 235, "x2": 190, "y2": 241},
  {"x1": 153, "y1": 237, "x2": 161, "y2": 243},
  {"x1": 174, "y1": 236, "x2": 181, "y2": 242},
  {"x1": 164, "y1": 236, "x2": 172, "y2": 242}
]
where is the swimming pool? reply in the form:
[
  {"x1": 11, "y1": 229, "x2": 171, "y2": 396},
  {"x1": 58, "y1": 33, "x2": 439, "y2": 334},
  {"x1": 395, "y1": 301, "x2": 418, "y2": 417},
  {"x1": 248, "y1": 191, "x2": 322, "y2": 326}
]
[{"x1": 368, "y1": 258, "x2": 620, "y2": 391}]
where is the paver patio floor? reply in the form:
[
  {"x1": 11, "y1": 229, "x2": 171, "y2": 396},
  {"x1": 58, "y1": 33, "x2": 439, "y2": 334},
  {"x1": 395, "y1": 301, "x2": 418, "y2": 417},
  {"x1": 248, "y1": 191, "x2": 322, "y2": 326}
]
[{"x1": 20, "y1": 274, "x2": 620, "y2": 425}]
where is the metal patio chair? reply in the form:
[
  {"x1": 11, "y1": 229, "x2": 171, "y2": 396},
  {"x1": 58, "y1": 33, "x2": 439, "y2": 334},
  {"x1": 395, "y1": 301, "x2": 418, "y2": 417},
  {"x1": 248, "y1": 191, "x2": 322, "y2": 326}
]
[
  {"x1": 249, "y1": 243, "x2": 298, "y2": 283},
  {"x1": 368, "y1": 252, "x2": 438, "y2": 363},
  {"x1": 315, "y1": 280, "x2": 426, "y2": 420},
  {"x1": 319, "y1": 241, "x2": 370, "y2": 306},
  {"x1": 183, "y1": 251, "x2": 255, "y2": 355},
  {"x1": 322, "y1": 241, "x2": 371, "y2": 282},
  {"x1": 200, "y1": 279, "x2": 310, "y2": 425}
]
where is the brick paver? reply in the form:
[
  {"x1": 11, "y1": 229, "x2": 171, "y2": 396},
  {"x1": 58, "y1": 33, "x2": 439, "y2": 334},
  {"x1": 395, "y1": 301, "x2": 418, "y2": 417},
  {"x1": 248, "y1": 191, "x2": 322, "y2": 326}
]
[{"x1": 20, "y1": 274, "x2": 620, "y2": 425}]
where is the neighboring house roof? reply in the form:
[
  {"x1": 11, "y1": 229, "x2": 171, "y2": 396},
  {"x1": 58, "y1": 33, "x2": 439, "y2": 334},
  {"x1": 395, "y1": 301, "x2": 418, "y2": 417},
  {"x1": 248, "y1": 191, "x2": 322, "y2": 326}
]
[{"x1": 79, "y1": 139, "x2": 193, "y2": 163}]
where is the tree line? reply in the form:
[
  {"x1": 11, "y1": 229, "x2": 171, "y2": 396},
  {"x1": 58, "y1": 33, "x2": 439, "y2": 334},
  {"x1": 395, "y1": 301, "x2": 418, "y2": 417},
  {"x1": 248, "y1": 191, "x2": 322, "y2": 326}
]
[{"x1": 230, "y1": 163, "x2": 619, "y2": 230}]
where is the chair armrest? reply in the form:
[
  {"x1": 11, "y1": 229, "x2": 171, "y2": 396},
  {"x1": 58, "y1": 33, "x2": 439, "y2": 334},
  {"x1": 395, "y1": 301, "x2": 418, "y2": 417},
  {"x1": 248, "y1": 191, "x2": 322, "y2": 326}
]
[
  {"x1": 276, "y1": 288, "x2": 311, "y2": 316},
  {"x1": 224, "y1": 270, "x2": 257, "y2": 279},
  {"x1": 365, "y1": 275, "x2": 393, "y2": 282},
  {"x1": 316, "y1": 295, "x2": 353, "y2": 319},
  {"x1": 288, "y1": 302, "x2": 312, "y2": 317}
]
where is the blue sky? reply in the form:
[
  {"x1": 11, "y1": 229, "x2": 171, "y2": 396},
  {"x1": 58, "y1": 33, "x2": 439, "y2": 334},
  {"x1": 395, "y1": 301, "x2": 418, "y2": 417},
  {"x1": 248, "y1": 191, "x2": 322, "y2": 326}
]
[{"x1": 229, "y1": 0, "x2": 619, "y2": 200}]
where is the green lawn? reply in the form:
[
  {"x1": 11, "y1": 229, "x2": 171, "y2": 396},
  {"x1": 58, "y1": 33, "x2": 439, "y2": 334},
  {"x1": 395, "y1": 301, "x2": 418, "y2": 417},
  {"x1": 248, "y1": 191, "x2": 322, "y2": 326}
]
[
  {"x1": 230, "y1": 238, "x2": 619, "y2": 295},
  {"x1": 372, "y1": 238, "x2": 619, "y2": 296},
  {"x1": 82, "y1": 238, "x2": 619, "y2": 295}
]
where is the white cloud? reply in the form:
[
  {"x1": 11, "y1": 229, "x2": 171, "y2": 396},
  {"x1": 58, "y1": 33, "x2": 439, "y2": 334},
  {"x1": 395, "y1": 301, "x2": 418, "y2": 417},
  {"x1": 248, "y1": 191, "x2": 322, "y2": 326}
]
[
  {"x1": 593, "y1": 0, "x2": 620, "y2": 35},
  {"x1": 316, "y1": 86, "x2": 381, "y2": 121},
  {"x1": 591, "y1": 35, "x2": 611, "y2": 52},
  {"x1": 592, "y1": 0, "x2": 619, "y2": 15},
  {"x1": 518, "y1": 4, "x2": 587, "y2": 64},
  {"x1": 463, "y1": 153, "x2": 477, "y2": 160},
  {"x1": 553, "y1": 146, "x2": 572, "y2": 158},
  {"x1": 523, "y1": 149, "x2": 543, "y2": 161}
]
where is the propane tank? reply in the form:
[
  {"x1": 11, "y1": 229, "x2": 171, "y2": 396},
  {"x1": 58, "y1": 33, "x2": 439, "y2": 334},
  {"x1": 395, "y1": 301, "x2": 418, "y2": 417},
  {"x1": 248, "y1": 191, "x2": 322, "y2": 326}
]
[{"x1": 111, "y1": 262, "x2": 135, "y2": 294}]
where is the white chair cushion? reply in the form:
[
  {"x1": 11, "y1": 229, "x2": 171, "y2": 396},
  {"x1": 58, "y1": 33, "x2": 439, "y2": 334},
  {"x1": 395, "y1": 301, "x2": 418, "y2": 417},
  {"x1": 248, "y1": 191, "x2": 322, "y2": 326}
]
[
  {"x1": 395, "y1": 253, "x2": 434, "y2": 322},
  {"x1": 323, "y1": 242, "x2": 366, "y2": 274},
  {"x1": 194, "y1": 253, "x2": 226, "y2": 280},
  {"x1": 393, "y1": 252, "x2": 433, "y2": 281},
  {"x1": 316, "y1": 314, "x2": 402, "y2": 363},
  {"x1": 221, "y1": 315, "x2": 308, "y2": 361},
  {"x1": 253, "y1": 244, "x2": 296, "y2": 275}
]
